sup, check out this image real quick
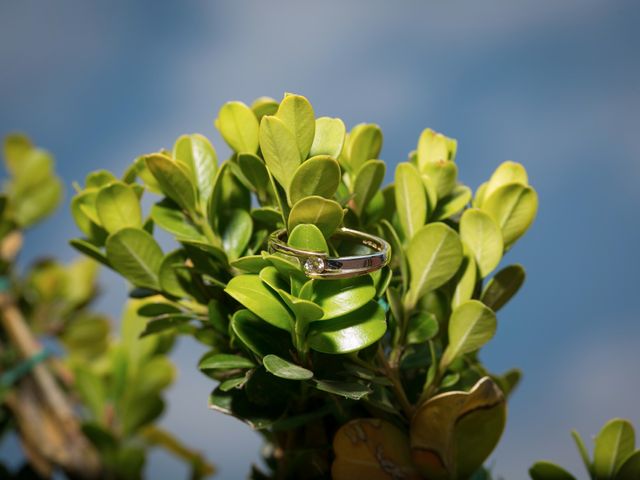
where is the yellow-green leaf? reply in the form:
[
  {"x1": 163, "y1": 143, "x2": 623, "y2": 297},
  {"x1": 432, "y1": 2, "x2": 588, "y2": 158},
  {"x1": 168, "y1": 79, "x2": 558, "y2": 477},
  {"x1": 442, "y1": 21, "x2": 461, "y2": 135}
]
[
  {"x1": 460, "y1": 208, "x2": 503, "y2": 278},
  {"x1": 96, "y1": 182, "x2": 142, "y2": 233},
  {"x1": 395, "y1": 162, "x2": 426, "y2": 241},
  {"x1": 482, "y1": 183, "x2": 538, "y2": 247},
  {"x1": 288, "y1": 196, "x2": 343, "y2": 239},
  {"x1": 288, "y1": 155, "x2": 341, "y2": 205},
  {"x1": 309, "y1": 117, "x2": 346, "y2": 158},
  {"x1": 259, "y1": 115, "x2": 301, "y2": 191},
  {"x1": 441, "y1": 300, "x2": 496, "y2": 367},
  {"x1": 275, "y1": 93, "x2": 315, "y2": 160},
  {"x1": 215, "y1": 101, "x2": 259, "y2": 154}
]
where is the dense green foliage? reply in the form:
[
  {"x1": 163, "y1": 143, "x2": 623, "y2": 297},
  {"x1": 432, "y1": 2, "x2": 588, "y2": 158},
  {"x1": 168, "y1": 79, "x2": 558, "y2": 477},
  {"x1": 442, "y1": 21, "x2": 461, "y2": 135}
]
[
  {"x1": 0, "y1": 136, "x2": 213, "y2": 479},
  {"x1": 67, "y1": 93, "x2": 539, "y2": 479}
]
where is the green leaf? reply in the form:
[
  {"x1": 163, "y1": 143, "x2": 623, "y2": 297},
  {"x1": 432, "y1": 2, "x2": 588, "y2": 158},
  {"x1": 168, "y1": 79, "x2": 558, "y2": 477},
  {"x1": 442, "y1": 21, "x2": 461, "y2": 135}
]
[
  {"x1": 106, "y1": 228, "x2": 164, "y2": 290},
  {"x1": 593, "y1": 418, "x2": 636, "y2": 480},
  {"x1": 145, "y1": 153, "x2": 197, "y2": 213},
  {"x1": 238, "y1": 153, "x2": 270, "y2": 198},
  {"x1": 69, "y1": 238, "x2": 111, "y2": 267},
  {"x1": 230, "y1": 309, "x2": 292, "y2": 358},
  {"x1": 215, "y1": 101, "x2": 259, "y2": 153},
  {"x1": 431, "y1": 185, "x2": 471, "y2": 221},
  {"x1": 288, "y1": 196, "x2": 343, "y2": 239},
  {"x1": 288, "y1": 223, "x2": 329, "y2": 253},
  {"x1": 221, "y1": 209, "x2": 253, "y2": 260},
  {"x1": 353, "y1": 159, "x2": 385, "y2": 216},
  {"x1": 225, "y1": 274, "x2": 294, "y2": 331},
  {"x1": 134, "y1": 356, "x2": 176, "y2": 396},
  {"x1": 484, "y1": 160, "x2": 529, "y2": 201},
  {"x1": 406, "y1": 311, "x2": 439, "y2": 344},
  {"x1": 314, "y1": 379, "x2": 371, "y2": 400},
  {"x1": 307, "y1": 301, "x2": 386, "y2": 354},
  {"x1": 251, "y1": 96, "x2": 279, "y2": 120},
  {"x1": 460, "y1": 208, "x2": 503, "y2": 278},
  {"x1": 572, "y1": 430, "x2": 594, "y2": 477},
  {"x1": 441, "y1": 300, "x2": 497, "y2": 367},
  {"x1": 529, "y1": 461, "x2": 577, "y2": 480},
  {"x1": 173, "y1": 133, "x2": 218, "y2": 204},
  {"x1": 482, "y1": 183, "x2": 538, "y2": 247},
  {"x1": 346, "y1": 124, "x2": 382, "y2": 172},
  {"x1": 406, "y1": 223, "x2": 463, "y2": 309},
  {"x1": 12, "y1": 176, "x2": 63, "y2": 227},
  {"x1": 395, "y1": 162, "x2": 427, "y2": 240},
  {"x1": 158, "y1": 250, "x2": 190, "y2": 298},
  {"x1": 616, "y1": 451, "x2": 640, "y2": 480},
  {"x1": 150, "y1": 199, "x2": 205, "y2": 241},
  {"x1": 121, "y1": 394, "x2": 164, "y2": 436},
  {"x1": 96, "y1": 181, "x2": 142, "y2": 233},
  {"x1": 309, "y1": 117, "x2": 346, "y2": 158},
  {"x1": 230, "y1": 255, "x2": 271, "y2": 273},
  {"x1": 422, "y1": 160, "x2": 458, "y2": 199},
  {"x1": 263, "y1": 354, "x2": 313, "y2": 380},
  {"x1": 416, "y1": 128, "x2": 457, "y2": 170},
  {"x1": 275, "y1": 93, "x2": 315, "y2": 160},
  {"x1": 198, "y1": 353, "x2": 255, "y2": 370},
  {"x1": 288, "y1": 155, "x2": 341, "y2": 205},
  {"x1": 451, "y1": 246, "x2": 477, "y2": 309},
  {"x1": 3, "y1": 133, "x2": 32, "y2": 174},
  {"x1": 300, "y1": 275, "x2": 376, "y2": 320},
  {"x1": 481, "y1": 264, "x2": 526, "y2": 311},
  {"x1": 259, "y1": 115, "x2": 301, "y2": 191}
]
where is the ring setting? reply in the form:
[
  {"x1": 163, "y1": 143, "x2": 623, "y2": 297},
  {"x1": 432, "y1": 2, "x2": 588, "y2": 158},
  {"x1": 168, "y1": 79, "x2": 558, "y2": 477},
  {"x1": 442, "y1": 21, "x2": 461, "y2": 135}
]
[{"x1": 268, "y1": 227, "x2": 391, "y2": 279}]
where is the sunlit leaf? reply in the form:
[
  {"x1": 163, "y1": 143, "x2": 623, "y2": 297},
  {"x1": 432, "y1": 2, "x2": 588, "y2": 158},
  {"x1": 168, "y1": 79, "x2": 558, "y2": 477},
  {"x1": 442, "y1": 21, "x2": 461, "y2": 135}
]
[
  {"x1": 416, "y1": 128, "x2": 457, "y2": 171},
  {"x1": 441, "y1": 300, "x2": 497, "y2": 368},
  {"x1": 288, "y1": 155, "x2": 341, "y2": 205},
  {"x1": 482, "y1": 183, "x2": 538, "y2": 247},
  {"x1": 288, "y1": 196, "x2": 343, "y2": 239},
  {"x1": 460, "y1": 208, "x2": 503, "y2": 278},
  {"x1": 395, "y1": 162, "x2": 427, "y2": 240},
  {"x1": 198, "y1": 353, "x2": 255, "y2": 370},
  {"x1": 275, "y1": 93, "x2": 315, "y2": 160},
  {"x1": 484, "y1": 160, "x2": 529, "y2": 201},
  {"x1": 259, "y1": 115, "x2": 301, "y2": 191},
  {"x1": 173, "y1": 133, "x2": 218, "y2": 204},
  {"x1": 309, "y1": 117, "x2": 346, "y2": 158},
  {"x1": 346, "y1": 124, "x2": 382, "y2": 172},
  {"x1": 96, "y1": 181, "x2": 142, "y2": 233},
  {"x1": 106, "y1": 227, "x2": 164, "y2": 290},
  {"x1": 145, "y1": 153, "x2": 197, "y2": 213},
  {"x1": 593, "y1": 418, "x2": 635, "y2": 480},
  {"x1": 300, "y1": 275, "x2": 376, "y2": 320},
  {"x1": 353, "y1": 159, "x2": 385, "y2": 217},
  {"x1": 216, "y1": 101, "x2": 259, "y2": 154}
]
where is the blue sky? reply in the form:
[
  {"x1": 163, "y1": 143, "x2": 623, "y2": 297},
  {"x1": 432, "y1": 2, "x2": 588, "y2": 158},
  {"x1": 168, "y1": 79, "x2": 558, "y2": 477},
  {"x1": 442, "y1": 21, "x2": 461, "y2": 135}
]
[{"x1": 1, "y1": 1, "x2": 639, "y2": 478}]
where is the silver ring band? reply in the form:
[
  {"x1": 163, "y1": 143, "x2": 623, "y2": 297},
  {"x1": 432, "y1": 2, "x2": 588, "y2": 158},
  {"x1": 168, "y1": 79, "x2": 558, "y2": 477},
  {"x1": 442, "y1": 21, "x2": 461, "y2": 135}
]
[{"x1": 267, "y1": 227, "x2": 391, "y2": 279}]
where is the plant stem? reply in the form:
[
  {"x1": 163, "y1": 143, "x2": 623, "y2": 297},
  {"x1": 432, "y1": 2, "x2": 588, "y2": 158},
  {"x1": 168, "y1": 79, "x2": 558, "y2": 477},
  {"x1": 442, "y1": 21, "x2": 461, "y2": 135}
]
[{"x1": 377, "y1": 347, "x2": 414, "y2": 419}]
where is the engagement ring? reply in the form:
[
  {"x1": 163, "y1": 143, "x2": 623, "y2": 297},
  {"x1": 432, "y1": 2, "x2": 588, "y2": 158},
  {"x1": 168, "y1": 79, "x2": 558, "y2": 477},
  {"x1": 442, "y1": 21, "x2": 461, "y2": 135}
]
[{"x1": 267, "y1": 227, "x2": 391, "y2": 279}]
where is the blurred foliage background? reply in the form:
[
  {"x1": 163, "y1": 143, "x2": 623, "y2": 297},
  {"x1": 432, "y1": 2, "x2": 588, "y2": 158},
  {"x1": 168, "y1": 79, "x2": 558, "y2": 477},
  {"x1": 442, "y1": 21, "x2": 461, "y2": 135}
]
[{"x1": 0, "y1": 1, "x2": 639, "y2": 478}]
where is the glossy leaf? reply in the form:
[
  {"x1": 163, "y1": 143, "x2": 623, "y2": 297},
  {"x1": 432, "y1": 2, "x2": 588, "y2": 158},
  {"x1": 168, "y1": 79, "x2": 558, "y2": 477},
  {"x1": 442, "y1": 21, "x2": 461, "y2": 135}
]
[
  {"x1": 288, "y1": 196, "x2": 343, "y2": 239},
  {"x1": 451, "y1": 246, "x2": 477, "y2": 309},
  {"x1": 460, "y1": 208, "x2": 503, "y2": 278},
  {"x1": 251, "y1": 96, "x2": 279, "y2": 119},
  {"x1": 529, "y1": 461, "x2": 576, "y2": 480},
  {"x1": 230, "y1": 309, "x2": 292, "y2": 358},
  {"x1": 481, "y1": 264, "x2": 526, "y2": 311},
  {"x1": 238, "y1": 153, "x2": 269, "y2": 198},
  {"x1": 288, "y1": 155, "x2": 341, "y2": 205},
  {"x1": 307, "y1": 301, "x2": 386, "y2": 354},
  {"x1": 431, "y1": 185, "x2": 471, "y2": 221},
  {"x1": 150, "y1": 200, "x2": 205, "y2": 241},
  {"x1": 221, "y1": 209, "x2": 253, "y2": 260},
  {"x1": 416, "y1": 128, "x2": 457, "y2": 171},
  {"x1": 422, "y1": 160, "x2": 458, "y2": 199},
  {"x1": 441, "y1": 300, "x2": 497, "y2": 367},
  {"x1": 288, "y1": 223, "x2": 329, "y2": 253},
  {"x1": 225, "y1": 274, "x2": 294, "y2": 331},
  {"x1": 309, "y1": 117, "x2": 346, "y2": 158},
  {"x1": 96, "y1": 181, "x2": 142, "y2": 233},
  {"x1": 106, "y1": 228, "x2": 164, "y2": 290},
  {"x1": 259, "y1": 115, "x2": 301, "y2": 190},
  {"x1": 263, "y1": 354, "x2": 313, "y2": 380},
  {"x1": 593, "y1": 418, "x2": 635, "y2": 480},
  {"x1": 145, "y1": 154, "x2": 197, "y2": 213},
  {"x1": 216, "y1": 101, "x2": 259, "y2": 154},
  {"x1": 406, "y1": 223, "x2": 463, "y2": 309},
  {"x1": 347, "y1": 124, "x2": 382, "y2": 172},
  {"x1": 483, "y1": 183, "x2": 538, "y2": 247},
  {"x1": 353, "y1": 159, "x2": 385, "y2": 216},
  {"x1": 172, "y1": 133, "x2": 218, "y2": 204},
  {"x1": 410, "y1": 377, "x2": 506, "y2": 479},
  {"x1": 332, "y1": 419, "x2": 421, "y2": 480},
  {"x1": 300, "y1": 275, "x2": 376, "y2": 320},
  {"x1": 395, "y1": 162, "x2": 427, "y2": 240},
  {"x1": 314, "y1": 380, "x2": 372, "y2": 400},
  {"x1": 158, "y1": 250, "x2": 190, "y2": 298},
  {"x1": 275, "y1": 93, "x2": 315, "y2": 160},
  {"x1": 484, "y1": 160, "x2": 529, "y2": 201},
  {"x1": 406, "y1": 311, "x2": 439, "y2": 344},
  {"x1": 198, "y1": 353, "x2": 255, "y2": 370}
]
